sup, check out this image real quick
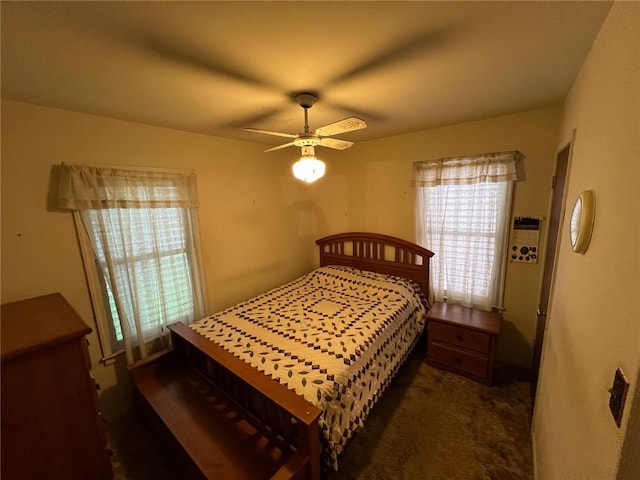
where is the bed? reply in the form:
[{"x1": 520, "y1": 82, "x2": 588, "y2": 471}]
[{"x1": 130, "y1": 232, "x2": 434, "y2": 480}]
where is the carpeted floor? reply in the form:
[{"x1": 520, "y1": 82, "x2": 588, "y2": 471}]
[{"x1": 107, "y1": 336, "x2": 533, "y2": 480}]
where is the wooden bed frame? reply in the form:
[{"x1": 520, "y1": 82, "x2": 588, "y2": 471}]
[
  {"x1": 129, "y1": 232, "x2": 433, "y2": 480},
  {"x1": 316, "y1": 232, "x2": 433, "y2": 297}
]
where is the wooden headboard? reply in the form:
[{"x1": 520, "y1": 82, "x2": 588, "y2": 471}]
[{"x1": 316, "y1": 232, "x2": 434, "y2": 297}]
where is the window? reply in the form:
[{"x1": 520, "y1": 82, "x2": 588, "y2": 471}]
[
  {"x1": 58, "y1": 165, "x2": 207, "y2": 363},
  {"x1": 414, "y1": 152, "x2": 519, "y2": 310}
]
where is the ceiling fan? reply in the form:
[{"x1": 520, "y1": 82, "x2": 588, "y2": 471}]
[{"x1": 245, "y1": 93, "x2": 367, "y2": 154}]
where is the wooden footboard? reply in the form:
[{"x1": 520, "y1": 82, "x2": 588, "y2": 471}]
[{"x1": 130, "y1": 322, "x2": 322, "y2": 480}]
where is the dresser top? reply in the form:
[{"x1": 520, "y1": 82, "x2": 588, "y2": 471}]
[
  {"x1": 1, "y1": 293, "x2": 91, "y2": 362},
  {"x1": 426, "y1": 302, "x2": 501, "y2": 335}
]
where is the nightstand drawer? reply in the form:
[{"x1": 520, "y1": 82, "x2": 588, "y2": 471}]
[
  {"x1": 429, "y1": 322, "x2": 491, "y2": 354},
  {"x1": 428, "y1": 342, "x2": 489, "y2": 378}
]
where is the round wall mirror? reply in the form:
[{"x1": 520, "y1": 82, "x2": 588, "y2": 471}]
[{"x1": 569, "y1": 190, "x2": 595, "y2": 254}]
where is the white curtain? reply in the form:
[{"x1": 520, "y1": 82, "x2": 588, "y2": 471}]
[
  {"x1": 414, "y1": 152, "x2": 519, "y2": 310},
  {"x1": 58, "y1": 164, "x2": 207, "y2": 363}
]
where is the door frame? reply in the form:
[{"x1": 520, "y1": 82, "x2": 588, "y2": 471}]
[{"x1": 531, "y1": 130, "x2": 576, "y2": 400}]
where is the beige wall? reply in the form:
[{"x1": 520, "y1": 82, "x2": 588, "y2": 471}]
[
  {"x1": 532, "y1": 2, "x2": 640, "y2": 479},
  {"x1": 0, "y1": 97, "x2": 562, "y2": 419},
  {"x1": 311, "y1": 106, "x2": 562, "y2": 369},
  {"x1": 0, "y1": 100, "x2": 313, "y2": 417},
  {"x1": 1, "y1": 99, "x2": 561, "y2": 420}
]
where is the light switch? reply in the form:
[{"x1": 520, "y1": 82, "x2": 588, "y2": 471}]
[{"x1": 609, "y1": 367, "x2": 629, "y2": 428}]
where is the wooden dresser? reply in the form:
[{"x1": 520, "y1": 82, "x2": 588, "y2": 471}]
[
  {"x1": 426, "y1": 302, "x2": 501, "y2": 385},
  {"x1": 1, "y1": 293, "x2": 113, "y2": 480}
]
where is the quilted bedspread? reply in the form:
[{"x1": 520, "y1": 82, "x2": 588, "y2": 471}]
[{"x1": 189, "y1": 265, "x2": 429, "y2": 470}]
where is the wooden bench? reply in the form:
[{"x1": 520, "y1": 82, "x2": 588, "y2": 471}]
[{"x1": 129, "y1": 323, "x2": 322, "y2": 480}]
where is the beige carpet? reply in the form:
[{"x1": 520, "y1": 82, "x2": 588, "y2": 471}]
[{"x1": 108, "y1": 336, "x2": 533, "y2": 479}]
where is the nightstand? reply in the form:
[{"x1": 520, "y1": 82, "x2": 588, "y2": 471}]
[{"x1": 426, "y1": 302, "x2": 501, "y2": 385}]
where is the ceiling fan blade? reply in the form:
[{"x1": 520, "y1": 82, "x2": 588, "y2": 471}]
[
  {"x1": 245, "y1": 128, "x2": 296, "y2": 139},
  {"x1": 328, "y1": 28, "x2": 451, "y2": 86},
  {"x1": 265, "y1": 142, "x2": 296, "y2": 152},
  {"x1": 319, "y1": 137, "x2": 354, "y2": 150},
  {"x1": 315, "y1": 117, "x2": 367, "y2": 137},
  {"x1": 143, "y1": 38, "x2": 276, "y2": 91}
]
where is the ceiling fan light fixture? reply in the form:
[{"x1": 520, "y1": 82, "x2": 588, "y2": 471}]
[
  {"x1": 245, "y1": 92, "x2": 366, "y2": 182},
  {"x1": 292, "y1": 148, "x2": 325, "y2": 183}
]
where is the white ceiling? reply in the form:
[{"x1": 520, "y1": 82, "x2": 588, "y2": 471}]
[{"x1": 1, "y1": 1, "x2": 612, "y2": 147}]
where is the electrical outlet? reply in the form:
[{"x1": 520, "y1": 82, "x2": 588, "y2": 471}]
[{"x1": 609, "y1": 367, "x2": 629, "y2": 428}]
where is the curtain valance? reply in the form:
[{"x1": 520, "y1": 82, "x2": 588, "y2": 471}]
[
  {"x1": 413, "y1": 151, "x2": 521, "y2": 187},
  {"x1": 57, "y1": 164, "x2": 199, "y2": 210}
]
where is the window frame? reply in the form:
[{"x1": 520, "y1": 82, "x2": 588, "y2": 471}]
[
  {"x1": 73, "y1": 204, "x2": 207, "y2": 365},
  {"x1": 417, "y1": 180, "x2": 513, "y2": 309},
  {"x1": 414, "y1": 152, "x2": 519, "y2": 311},
  {"x1": 74, "y1": 211, "x2": 122, "y2": 363}
]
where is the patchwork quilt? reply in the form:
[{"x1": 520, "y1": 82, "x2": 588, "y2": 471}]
[{"x1": 190, "y1": 265, "x2": 429, "y2": 470}]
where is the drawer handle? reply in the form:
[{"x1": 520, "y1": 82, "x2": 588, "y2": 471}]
[{"x1": 455, "y1": 334, "x2": 464, "y2": 341}]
